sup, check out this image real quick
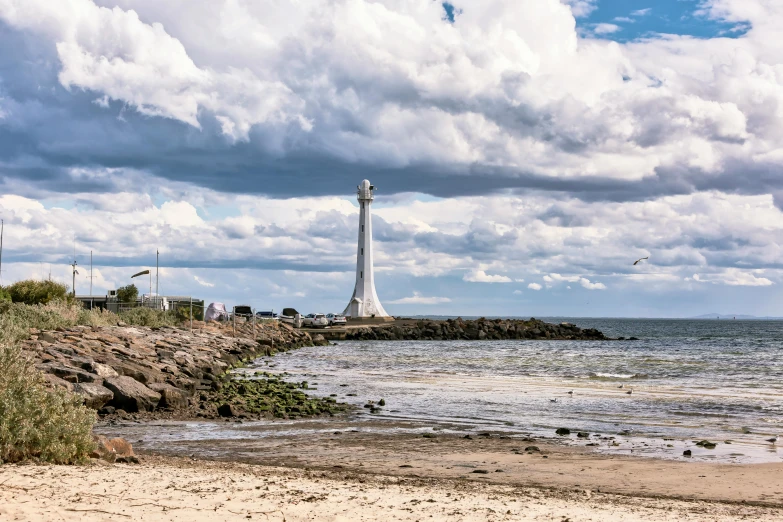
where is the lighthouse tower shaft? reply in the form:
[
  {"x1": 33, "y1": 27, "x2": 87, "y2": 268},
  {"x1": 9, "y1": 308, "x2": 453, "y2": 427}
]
[{"x1": 343, "y1": 180, "x2": 388, "y2": 318}]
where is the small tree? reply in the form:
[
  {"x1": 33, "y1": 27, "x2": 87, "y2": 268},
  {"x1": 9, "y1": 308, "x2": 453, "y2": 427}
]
[{"x1": 116, "y1": 284, "x2": 139, "y2": 304}]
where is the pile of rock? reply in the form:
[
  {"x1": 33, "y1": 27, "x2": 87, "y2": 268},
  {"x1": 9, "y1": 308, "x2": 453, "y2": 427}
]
[
  {"x1": 20, "y1": 321, "x2": 315, "y2": 416},
  {"x1": 345, "y1": 317, "x2": 608, "y2": 341}
]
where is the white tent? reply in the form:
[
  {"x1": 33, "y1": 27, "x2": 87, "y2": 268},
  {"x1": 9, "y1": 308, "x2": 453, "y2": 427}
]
[{"x1": 205, "y1": 302, "x2": 228, "y2": 322}]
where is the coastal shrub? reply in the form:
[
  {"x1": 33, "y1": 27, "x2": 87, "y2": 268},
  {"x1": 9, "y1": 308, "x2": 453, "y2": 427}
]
[
  {"x1": 116, "y1": 284, "x2": 138, "y2": 304},
  {"x1": 5, "y1": 279, "x2": 69, "y2": 305},
  {"x1": 0, "y1": 342, "x2": 96, "y2": 464},
  {"x1": 0, "y1": 300, "x2": 115, "y2": 346},
  {"x1": 118, "y1": 306, "x2": 178, "y2": 328},
  {"x1": 0, "y1": 287, "x2": 11, "y2": 303}
]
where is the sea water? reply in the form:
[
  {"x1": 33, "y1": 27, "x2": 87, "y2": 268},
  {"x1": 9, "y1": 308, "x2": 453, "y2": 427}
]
[{"x1": 249, "y1": 318, "x2": 783, "y2": 462}]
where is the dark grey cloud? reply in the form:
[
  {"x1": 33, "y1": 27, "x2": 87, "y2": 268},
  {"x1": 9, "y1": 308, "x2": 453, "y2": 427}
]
[{"x1": 1, "y1": 20, "x2": 781, "y2": 208}]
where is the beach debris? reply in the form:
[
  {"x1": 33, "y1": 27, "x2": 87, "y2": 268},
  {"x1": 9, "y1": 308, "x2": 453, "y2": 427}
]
[
  {"x1": 695, "y1": 440, "x2": 717, "y2": 449},
  {"x1": 90, "y1": 435, "x2": 138, "y2": 464},
  {"x1": 567, "y1": 390, "x2": 574, "y2": 396},
  {"x1": 378, "y1": 398, "x2": 386, "y2": 406},
  {"x1": 422, "y1": 433, "x2": 437, "y2": 438},
  {"x1": 550, "y1": 398, "x2": 559, "y2": 403},
  {"x1": 471, "y1": 469, "x2": 489, "y2": 474},
  {"x1": 555, "y1": 428, "x2": 571, "y2": 436},
  {"x1": 463, "y1": 435, "x2": 473, "y2": 440},
  {"x1": 577, "y1": 432, "x2": 590, "y2": 438},
  {"x1": 683, "y1": 450, "x2": 692, "y2": 456},
  {"x1": 524, "y1": 446, "x2": 540, "y2": 453},
  {"x1": 399, "y1": 464, "x2": 413, "y2": 468}
]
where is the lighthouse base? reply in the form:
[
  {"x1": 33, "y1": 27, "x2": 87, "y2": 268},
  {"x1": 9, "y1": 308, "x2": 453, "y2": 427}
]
[{"x1": 346, "y1": 316, "x2": 396, "y2": 324}]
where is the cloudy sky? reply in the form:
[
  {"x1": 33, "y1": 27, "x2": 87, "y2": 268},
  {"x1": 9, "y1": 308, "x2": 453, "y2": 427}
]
[{"x1": 1, "y1": 0, "x2": 782, "y2": 318}]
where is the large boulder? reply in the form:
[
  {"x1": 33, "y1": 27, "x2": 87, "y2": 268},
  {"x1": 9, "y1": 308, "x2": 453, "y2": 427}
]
[
  {"x1": 104, "y1": 376, "x2": 161, "y2": 412},
  {"x1": 148, "y1": 382, "x2": 189, "y2": 410},
  {"x1": 73, "y1": 383, "x2": 114, "y2": 410}
]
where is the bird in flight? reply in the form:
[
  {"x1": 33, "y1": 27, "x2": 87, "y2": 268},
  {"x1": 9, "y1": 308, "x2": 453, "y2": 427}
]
[
  {"x1": 767, "y1": 435, "x2": 779, "y2": 444},
  {"x1": 633, "y1": 256, "x2": 649, "y2": 266}
]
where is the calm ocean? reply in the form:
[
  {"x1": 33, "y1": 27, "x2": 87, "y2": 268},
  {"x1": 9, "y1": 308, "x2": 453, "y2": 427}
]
[{"x1": 257, "y1": 318, "x2": 783, "y2": 462}]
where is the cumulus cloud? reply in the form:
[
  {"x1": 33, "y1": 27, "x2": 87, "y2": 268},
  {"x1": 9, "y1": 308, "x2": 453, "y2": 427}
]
[
  {"x1": 579, "y1": 277, "x2": 606, "y2": 290},
  {"x1": 528, "y1": 283, "x2": 543, "y2": 291},
  {"x1": 0, "y1": 0, "x2": 781, "y2": 206},
  {"x1": 464, "y1": 270, "x2": 513, "y2": 283},
  {"x1": 388, "y1": 292, "x2": 452, "y2": 305},
  {"x1": 0, "y1": 0, "x2": 782, "y2": 316}
]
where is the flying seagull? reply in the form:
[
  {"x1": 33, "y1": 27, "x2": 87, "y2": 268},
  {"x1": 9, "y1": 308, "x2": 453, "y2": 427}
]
[
  {"x1": 767, "y1": 435, "x2": 779, "y2": 444},
  {"x1": 633, "y1": 257, "x2": 649, "y2": 266}
]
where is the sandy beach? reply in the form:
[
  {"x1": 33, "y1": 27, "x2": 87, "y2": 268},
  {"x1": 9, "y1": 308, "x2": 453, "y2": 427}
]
[
  {"x1": 4, "y1": 423, "x2": 783, "y2": 521},
  {"x1": 2, "y1": 454, "x2": 782, "y2": 522}
]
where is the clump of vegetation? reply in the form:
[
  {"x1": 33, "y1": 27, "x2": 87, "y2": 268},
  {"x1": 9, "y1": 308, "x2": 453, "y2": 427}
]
[
  {"x1": 0, "y1": 287, "x2": 11, "y2": 303},
  {"x1": 115, "y1": 284, "x2": 138, "y2": 304},
  {"x1": 0, "y1": 342, "x2": 96, "y2": 464},
  {"x1": 206, "y1": 374, "x2": 350, "y2": 419},
  {"x1": 4, "y1": 280, "x2": 69, "y2": 305},
  {"x1": 117, "y1": 306, "x2": 179, "y2": 328},
  {"x1": 0, "y1": 300, "x2": 115, "y2": 346}
]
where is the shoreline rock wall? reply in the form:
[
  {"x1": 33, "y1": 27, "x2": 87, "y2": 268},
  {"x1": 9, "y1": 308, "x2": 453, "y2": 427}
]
[
  {"x1": 345, "y1": 318, "x2": 609, "y2": 341},
  {"x1": 20, "y1": 321, "x2": 313, "y2": 415}
]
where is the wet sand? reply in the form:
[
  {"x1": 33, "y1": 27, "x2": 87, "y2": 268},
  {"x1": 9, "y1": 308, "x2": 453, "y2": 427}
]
[
  {"x1": 1, "y1": 454, "x2": 781, "y2": 521},
  {"x1": 94, "y1": 418, "x2": 783, "y2": 507}
]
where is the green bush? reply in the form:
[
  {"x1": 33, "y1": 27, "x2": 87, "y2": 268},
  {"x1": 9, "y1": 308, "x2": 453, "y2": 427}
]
[
  {"x1": 6, "y1": 280, "x2": 69, "y2": 305},
  {"x1": 0, "y1": 287, "x2": 11, "y2": 303},
  {"x1": 118, "y1": 307, "x2": 178, "y2": 328},
  {"x1": 0, "y1": 342, "x2": 96, "y2": 464},
  {"x1": 116, "y1": 284, "x2": 138, "y2": 304}
]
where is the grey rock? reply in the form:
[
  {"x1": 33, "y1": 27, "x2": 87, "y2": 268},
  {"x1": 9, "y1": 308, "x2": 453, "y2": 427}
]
[
  {"x1": 148, "y1": 382, "x2": 189, "y2": 409},
  {"x1": 73, "y1": 383, "x2": 114, "y2": 410},
  {"x1": 104, "y1": 376, "x2": 161, "y2": 412}
]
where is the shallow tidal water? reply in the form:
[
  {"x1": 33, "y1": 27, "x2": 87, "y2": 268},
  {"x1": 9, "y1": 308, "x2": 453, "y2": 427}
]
[
  {"x1": 241, "y1": 318, "x2": 783, "y2": 463},
  {"x1": 104, "y1": 319, "x2": 783, "y2": 464}
]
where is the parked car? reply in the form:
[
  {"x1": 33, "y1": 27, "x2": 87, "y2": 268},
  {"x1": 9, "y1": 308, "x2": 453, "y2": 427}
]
[
  {"x1": 279, "y1": 307, "x2": 303, "y2": 328},
  {"x1": 303, "y1": 313, "x2": 329, "y2": 328},
  {"x1": 325, "y1": 313, "x2": 346, "y2": 326},
  {"x1": 231, "y1": 305, "x2": 253, "y2": 322},
  {"x1": 255, "y1": 310, "x2": 278, "y2": 320}
]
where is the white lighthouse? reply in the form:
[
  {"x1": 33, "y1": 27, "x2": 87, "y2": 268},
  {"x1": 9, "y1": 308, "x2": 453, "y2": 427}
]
[{"x1": 343, "y1": 179, "x2": 390, "y2": 319}]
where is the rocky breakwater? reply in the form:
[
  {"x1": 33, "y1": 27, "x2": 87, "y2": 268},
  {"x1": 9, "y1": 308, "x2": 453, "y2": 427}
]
[
  {"x1": 19, "y1": 321, "x2": 340, "y2": 420},
  {"x1": 345, "y1": 317, "x2": 609, "y2": 341}
]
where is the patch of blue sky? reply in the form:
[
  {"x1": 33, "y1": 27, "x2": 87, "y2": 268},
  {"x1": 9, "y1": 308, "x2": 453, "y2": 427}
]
[
  {"x1": 575, "y1": 0, "x2": 750, "y2": 42},
  {"x1": 39, "y1": 197, "x2": 77, "y2": 210},
  {"x1": 197, "y1": 204, "x2": 243, "y2": 221}
]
